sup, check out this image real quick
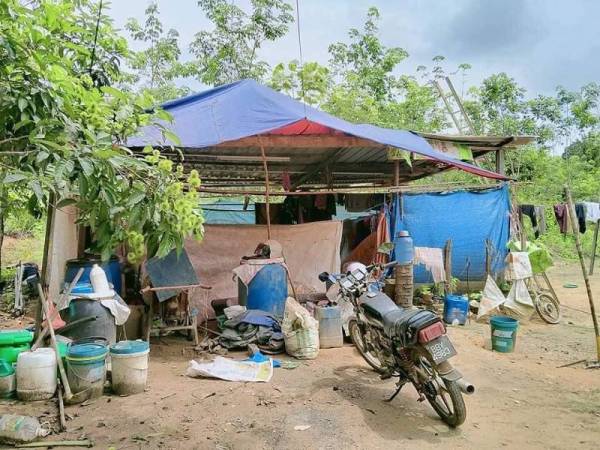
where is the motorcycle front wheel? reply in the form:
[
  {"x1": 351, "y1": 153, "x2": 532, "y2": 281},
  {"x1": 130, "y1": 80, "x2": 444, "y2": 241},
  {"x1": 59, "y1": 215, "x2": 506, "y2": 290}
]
[
  {"x1": 418, "y1": 358, "x2": 466, "y2": 427},
  {"x1": 348, "y1": 320, "x2": 385, "y2": 374}
]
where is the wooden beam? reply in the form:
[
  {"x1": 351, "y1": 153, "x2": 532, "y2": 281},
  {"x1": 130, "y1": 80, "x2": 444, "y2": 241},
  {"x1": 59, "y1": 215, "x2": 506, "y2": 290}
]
[{"x1": 214, "y1": 135, "x2": 386, "y2": 149}]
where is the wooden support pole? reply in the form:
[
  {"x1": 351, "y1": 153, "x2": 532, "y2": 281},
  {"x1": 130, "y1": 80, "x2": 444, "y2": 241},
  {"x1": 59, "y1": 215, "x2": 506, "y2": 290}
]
[
  {"x1": 394, "y1": 160, "x2": 400, "y2": 186},
  {"x1": 564, "y1": 185, "x2": 600, "y2": 362},
  {"x1": 496, "y1": 148, "x2": 506, "y2": 175},
  {"x1": 444, "y1": 240, "x2": 453, "y2": 294},
  {"x1": 258, "y1": 137, "x2": 272, "y2": 240},
  {"x1": 590, "y1": 220, "x2": 599, "y2": 275}
]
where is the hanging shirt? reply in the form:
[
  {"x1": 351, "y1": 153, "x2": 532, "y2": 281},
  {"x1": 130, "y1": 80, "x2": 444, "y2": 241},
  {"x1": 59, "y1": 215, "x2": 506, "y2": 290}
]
[{"x1": 582, "y1": 202, "x2": 600, "y2": 223}]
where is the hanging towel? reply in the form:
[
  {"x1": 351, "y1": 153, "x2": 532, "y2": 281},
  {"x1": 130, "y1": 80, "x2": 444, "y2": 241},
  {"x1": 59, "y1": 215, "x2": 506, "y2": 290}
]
[
  {"x1": 414, "y1": 247, "x2": 446, "y2": 283},
  {"x1": 582, "y1": 202, "x2": 600, "y2": 223},
  {"x1": 505, "y1": 252, "x2": 533, "y2": 281}
]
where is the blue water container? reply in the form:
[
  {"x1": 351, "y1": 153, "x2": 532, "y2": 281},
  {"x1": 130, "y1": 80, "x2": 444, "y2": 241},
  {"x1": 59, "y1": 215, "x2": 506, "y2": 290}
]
[
  {"x1": 443, "y1": 294, "x2": 469, "y2": 325},
  {"x1": 394, "y1": 230, "x2": 414, "y2": 264},
  {"x1": 65, "y1": 257, "x2": 122, "y2": 295},
  {"x1": 241, "y1": 264, "x2": 288, "y2": 318}
]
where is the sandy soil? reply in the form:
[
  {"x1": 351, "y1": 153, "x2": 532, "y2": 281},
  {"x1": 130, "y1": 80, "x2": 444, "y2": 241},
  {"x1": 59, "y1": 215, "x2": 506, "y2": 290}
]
[{"x1": 2, "y1": 261, "x2": 599, "y2": 449}]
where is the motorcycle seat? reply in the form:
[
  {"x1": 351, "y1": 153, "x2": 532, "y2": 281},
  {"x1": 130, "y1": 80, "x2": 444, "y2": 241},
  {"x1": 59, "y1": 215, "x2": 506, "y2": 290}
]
[
  {"x1": 383, "y1": 309, "x2": 440, "y2": 341},
  {"x1": 360, "y1": 292, "x2": 398, "y2": 320}
]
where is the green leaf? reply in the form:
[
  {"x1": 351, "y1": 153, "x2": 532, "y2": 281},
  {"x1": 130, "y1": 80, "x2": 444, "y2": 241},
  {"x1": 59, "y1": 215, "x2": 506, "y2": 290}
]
[
  {"x1": 28, "y1": 180, "x2": 44, "y2": 202},
  {"x1": 3, "y1": 173, "x2": 28, "y2": 183},
  {"x1": 18, "y1": 98, "x2": 28, "y2": 112},
  {"x1": 36, "y1": 151, "x2": 49, "y2": 163},
  {"x1": 162, "y1": 130, "x2": 181, "y2": 146},
  {"x1": 79, "y1": 158, "x2": 94, "y2": 176}
]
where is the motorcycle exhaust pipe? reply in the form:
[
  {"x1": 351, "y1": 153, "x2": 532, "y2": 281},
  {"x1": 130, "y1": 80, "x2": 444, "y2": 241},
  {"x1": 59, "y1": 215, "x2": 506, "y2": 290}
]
[{"x1": 456, "y1": 378, "x2": 475, "y2": 395}]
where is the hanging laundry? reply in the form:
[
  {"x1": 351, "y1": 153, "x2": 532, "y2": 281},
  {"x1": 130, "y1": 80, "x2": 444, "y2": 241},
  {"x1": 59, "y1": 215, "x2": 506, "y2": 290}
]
[
  {"x1": 414, "y1": 247, "x2": 446, "y2": 283},
  {"x1": 575, "y1": 203, "x2": 587, "y2": 233},
  {"x1": 374, "y1": 211, "x2": 390, "y2": 265},
  {"x1": 553, "y1": 204, "x2": 572, "y2": 234},
  {"x1": 534, "y1": 205, "x2": 546, "y2": 235},
  {"x1": 582, "y1": 201, "x2": 600, "y2": 223},
  {"x1": 519, "y1": 204, "x2": 544, "y2": 239}
]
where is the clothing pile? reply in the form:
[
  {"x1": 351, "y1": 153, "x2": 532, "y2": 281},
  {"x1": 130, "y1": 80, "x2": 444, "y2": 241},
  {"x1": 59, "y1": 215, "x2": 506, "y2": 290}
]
[{"x1": 216, "y1": 309, "x2": 284, "y2": 354}]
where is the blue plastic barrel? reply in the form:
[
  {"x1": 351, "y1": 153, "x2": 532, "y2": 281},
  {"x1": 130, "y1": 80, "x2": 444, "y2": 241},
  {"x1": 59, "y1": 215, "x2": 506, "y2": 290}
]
[
  {"x1": 243, "y1": 264, "x2": 288, "y2": 317},
  {"x1": 443, "y1": 294, "x2": 469, "y2": 325},
  {"x1": 394, "y1": 230, "x2": 414, "y2": 264},
  {"x1": 65, "y1": 257, "x2": 122, "y2": 295}
]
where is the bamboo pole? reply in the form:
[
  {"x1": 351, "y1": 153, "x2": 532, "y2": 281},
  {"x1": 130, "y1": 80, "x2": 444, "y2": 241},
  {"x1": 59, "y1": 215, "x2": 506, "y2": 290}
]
[
  {"x1": 258, "y1": 136, "x2": 272, "y2": 240},
  {"x1": 564, "y1": 185, "x2": 600, "y2": 362},
  {"x1": 590, "y1": 219, "x2": 599, "y2": 275}
]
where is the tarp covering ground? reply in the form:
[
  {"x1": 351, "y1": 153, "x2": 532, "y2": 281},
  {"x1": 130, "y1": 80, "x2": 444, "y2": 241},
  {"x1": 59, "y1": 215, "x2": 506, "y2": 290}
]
[{"x1": 390, "y1": 184, "x2": 511, "y2": 282}]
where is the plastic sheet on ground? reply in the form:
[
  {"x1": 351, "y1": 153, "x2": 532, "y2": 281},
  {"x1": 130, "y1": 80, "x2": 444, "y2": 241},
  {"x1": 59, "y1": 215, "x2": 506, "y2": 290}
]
[{"x1": 186, "y1": 356, "x2": 273, "y2": 382}]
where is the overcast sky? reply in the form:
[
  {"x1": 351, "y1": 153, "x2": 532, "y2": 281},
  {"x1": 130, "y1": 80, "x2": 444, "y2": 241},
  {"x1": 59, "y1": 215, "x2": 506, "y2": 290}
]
[{"x1": 108, "y1": 0, "x2": 600, "y2": 97}]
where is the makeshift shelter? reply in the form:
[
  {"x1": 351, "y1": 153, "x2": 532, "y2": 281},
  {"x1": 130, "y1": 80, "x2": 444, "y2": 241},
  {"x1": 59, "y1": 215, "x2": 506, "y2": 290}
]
[{"x1": 124, "y1": 79, "x2": 536, "y2": 318}]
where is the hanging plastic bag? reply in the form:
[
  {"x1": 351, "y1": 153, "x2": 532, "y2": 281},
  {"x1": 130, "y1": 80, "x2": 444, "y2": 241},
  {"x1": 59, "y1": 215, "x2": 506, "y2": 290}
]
[
  {"x1": 282, "y1": 297, "x2": 319, "y2": 359},
  {"x1": 504, "y1": 279, "x2": 535, "y2": 317},
  {"x1": 477, "y1": 276, "x2": 506, "y2": 319}
]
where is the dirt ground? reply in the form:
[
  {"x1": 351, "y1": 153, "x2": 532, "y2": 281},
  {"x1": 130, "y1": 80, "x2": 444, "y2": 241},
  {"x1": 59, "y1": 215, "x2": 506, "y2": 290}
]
[{"x1": 2, "y1": 261, "x2": 599, "y2": 449}]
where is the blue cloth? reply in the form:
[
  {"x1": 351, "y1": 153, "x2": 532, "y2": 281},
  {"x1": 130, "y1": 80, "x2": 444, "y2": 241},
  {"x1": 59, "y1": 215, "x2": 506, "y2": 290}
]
[
  {"x1": 390, "y1": 184, "x2": 511, "y2": 282},
  {"x1": 129, "y1": 80, "x2": 506, "y2": 180},
  {"x1": 246, "y1": 351, "x2": 281, "y2": 368}
]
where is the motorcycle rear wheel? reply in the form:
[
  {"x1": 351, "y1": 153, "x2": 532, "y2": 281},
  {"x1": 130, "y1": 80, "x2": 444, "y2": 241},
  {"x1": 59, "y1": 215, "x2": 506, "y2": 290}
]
[
  {"x1": 348, "y1": 320, "x2": 385, "y2": 374},
  {"x1": 418, "y1": 358, "x2": 466, "y2": 427}
]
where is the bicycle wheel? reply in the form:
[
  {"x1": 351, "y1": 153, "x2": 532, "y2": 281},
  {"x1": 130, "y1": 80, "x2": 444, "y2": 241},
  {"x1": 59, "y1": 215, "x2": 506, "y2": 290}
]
[{"x1": 535, "y1": 293, "x2": 561, "y2": 324}]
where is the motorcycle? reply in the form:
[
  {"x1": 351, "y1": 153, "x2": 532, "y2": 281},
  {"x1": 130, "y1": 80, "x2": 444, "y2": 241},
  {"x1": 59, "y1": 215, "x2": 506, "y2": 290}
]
[{"x1": 319, "y1": 261, "x2": 473, "y2": 427}]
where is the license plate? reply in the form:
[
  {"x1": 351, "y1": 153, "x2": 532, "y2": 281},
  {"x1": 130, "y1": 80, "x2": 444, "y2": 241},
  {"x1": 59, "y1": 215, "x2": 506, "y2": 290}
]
[{"x1": 424, "y1": 335, "x2": 457, "y2": 364}]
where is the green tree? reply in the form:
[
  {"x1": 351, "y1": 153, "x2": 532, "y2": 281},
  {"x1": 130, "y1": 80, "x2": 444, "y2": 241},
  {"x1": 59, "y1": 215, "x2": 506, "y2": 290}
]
[
  {"x1": 125, "y1": 1, "x2": 193, "y2": 103},
  {"x1": 0, "y1": 0, "x2": 204, "y2": 266},
  {"x1": 269, "y1": 60, "x2": 330, "y2": 106},
  {"x1": 323, "y1": 8, "x2": 445, "y2": 132},
  {"x1": 190, "y1": 0, "x2": 294, "y2": 85},
  {"x1": 328, "y1": 7, "x2": 408, "y2": 102}
]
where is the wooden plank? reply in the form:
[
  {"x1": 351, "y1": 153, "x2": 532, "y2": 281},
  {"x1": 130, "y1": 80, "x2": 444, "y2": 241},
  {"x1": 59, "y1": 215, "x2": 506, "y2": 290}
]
[{"x1": 214, "y1": 135, "x2": 386, "y2": 149}]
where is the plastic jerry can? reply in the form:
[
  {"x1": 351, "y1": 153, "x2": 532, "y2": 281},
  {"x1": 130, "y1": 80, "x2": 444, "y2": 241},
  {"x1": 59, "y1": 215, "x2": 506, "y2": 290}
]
[{"x1": 315, "y1": 305, "x2": 343, "y2": 348}]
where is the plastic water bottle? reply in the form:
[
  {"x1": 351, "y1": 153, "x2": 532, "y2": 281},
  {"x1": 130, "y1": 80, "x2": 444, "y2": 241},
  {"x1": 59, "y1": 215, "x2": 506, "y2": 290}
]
[
  {"x1": 0, "y1": 414, "x2": 49, "y2": 443},
  {"x1": 90, "y1": 264, "x2": 110, "y2": 294}
]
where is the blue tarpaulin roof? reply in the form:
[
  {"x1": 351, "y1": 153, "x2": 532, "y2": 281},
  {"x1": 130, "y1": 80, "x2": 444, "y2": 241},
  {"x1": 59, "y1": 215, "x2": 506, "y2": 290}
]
[{"x1": 129, "y1": 79, "x2": 507, "y2": 180}]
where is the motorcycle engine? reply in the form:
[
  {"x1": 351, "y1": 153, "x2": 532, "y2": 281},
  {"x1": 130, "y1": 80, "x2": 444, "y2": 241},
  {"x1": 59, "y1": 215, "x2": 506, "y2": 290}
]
[{"x1": 365, "y1": 327, "x2": 395, "y2": 370}]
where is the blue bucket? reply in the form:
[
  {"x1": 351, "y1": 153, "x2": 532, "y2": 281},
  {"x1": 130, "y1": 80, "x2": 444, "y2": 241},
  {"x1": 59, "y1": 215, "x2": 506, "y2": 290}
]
[
  {"x1": 443, "y1": 295, "x2": 469, "y2": 325},
  {"x1": 490, "y1": 316, "x2": 519, "y2": 353},
  {"x1": 66, "y1": 338, "x2": 108, "y2": 400}
]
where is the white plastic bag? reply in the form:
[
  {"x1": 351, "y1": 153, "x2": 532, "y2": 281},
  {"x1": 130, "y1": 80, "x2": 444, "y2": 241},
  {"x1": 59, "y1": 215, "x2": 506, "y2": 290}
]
[
  {"x1": 504, "y1": 279, "x2": 535, "y2": 317},
  {"x1": 282, "y1": 297, "x2": 319, "y2": 359},
  {"x1": 477, "y1": 276, "x2": 506, "y2": 319},
  {"x1": 186, "y1": 356, "x2": 273, "y2": 382}
]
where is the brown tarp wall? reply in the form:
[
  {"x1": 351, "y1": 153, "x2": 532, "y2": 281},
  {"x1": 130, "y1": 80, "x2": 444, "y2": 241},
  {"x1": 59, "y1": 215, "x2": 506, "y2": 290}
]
[{"x1": 185, "y1": 222, "x2": 343, "y2": 319}]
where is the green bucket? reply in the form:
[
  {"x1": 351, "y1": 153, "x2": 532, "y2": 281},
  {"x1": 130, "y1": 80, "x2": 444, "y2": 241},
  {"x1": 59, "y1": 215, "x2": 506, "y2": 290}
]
[{"x1": 490, "y1": 316, "x2": 519, "y2": 353}]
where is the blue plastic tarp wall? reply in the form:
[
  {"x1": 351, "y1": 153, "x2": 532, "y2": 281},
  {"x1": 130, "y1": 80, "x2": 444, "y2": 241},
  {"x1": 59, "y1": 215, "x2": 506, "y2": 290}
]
[
  {"x1": 202, "y1": 200, "x2": 255, "y2": 224},
  {"x1": 390, "y1": 184, "x2": 511, "y2": 283}
]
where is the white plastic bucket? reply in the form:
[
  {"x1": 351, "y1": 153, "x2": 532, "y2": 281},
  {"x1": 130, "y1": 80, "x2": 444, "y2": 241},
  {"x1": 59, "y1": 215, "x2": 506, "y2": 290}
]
[
  {"x1": 16, "y1": 348, "x2": 57, "y2": 401},
  {"x1": 110, "y1": 348, "x2": 149, "y2": 395}
]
